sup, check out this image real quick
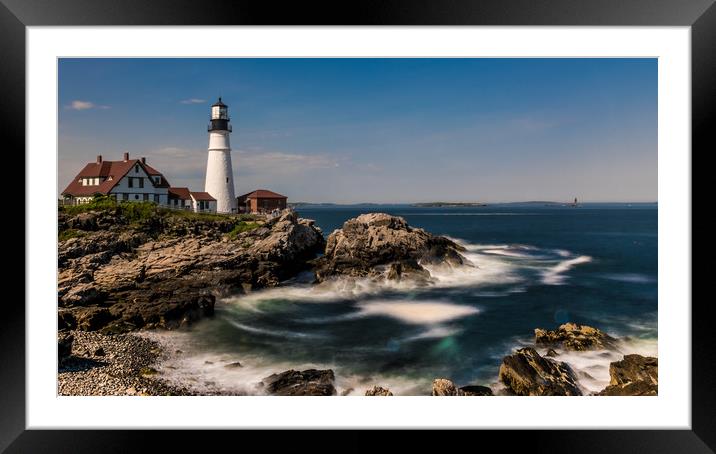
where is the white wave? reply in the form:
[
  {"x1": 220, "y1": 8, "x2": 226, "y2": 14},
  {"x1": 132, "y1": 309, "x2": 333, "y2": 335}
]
[
  {"x1": 139, "y1": 330, "x2": 433, "y2": 396},
  {"x1": 226, "y1": 319, "x2": 326, "y2": 340},
  {"x1": 334, "y1": 373, "x2": 432, "y2": 396},
  {"x1": 599, "y1": 273, "x2": 656, "y2": 284},
  {"x1": 482, "y1": 249, "x2": 534, "y2": 258},
  {"x1": 219, "y1": 238, "x2": 587, "y2": 312},
  {"x1": 551, "y1": 337, "x2": 658, "y2": 395},
  {"x1": 541, "y1": 255, "x2": 593, "y2": 285},
  {"x1": 483, "y1": 336, "x2": 658, "y2": 396},
  {"x1": 401, "y1": 326, "x2": 462, "y2": 342},
  {"x1": 422, "y1": 248, "x2": 523, "y2": 288},
  {"x1": 356, "y1": 300, "x2": 479, "y2": 325}
]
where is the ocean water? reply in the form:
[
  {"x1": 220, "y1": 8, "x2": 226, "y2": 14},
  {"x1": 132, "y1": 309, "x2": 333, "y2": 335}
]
[{"x1": 149, "y1": 203, "x2": 658, "y2": 395}]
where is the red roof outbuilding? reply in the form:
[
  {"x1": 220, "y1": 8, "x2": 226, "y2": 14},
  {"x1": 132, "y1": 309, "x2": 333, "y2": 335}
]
[
  {"x1": 238, "y1": 189, "x2": 287, "y2": 200},
  {"x1": 168, "y1": 187, "x2": 192, "y2": 200},
  {"x1": 190, "y1": 191, "x2": 216, "y2": 201}
]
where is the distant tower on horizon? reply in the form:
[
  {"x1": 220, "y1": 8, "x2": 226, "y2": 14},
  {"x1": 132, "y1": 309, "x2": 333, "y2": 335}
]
[{"x1": 204, "y1": 97, "x2": 237, "y2": 213}]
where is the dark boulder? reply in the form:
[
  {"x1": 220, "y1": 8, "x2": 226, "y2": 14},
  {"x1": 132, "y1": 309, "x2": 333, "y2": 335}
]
[
  {"x1": 597, "y1": 354, "x2": 658, "y2": 396},
  {"x1": 261, "y1": 369, "x2": 337, "y2": 396},
  {"x1": 58, "y1": 332, "x2": 74, "y2": 365},
  {"x1": 313, "y1": 213, "x2": 470, "y2": 282},
  {"x1": 459, "y1": 385, "x2": 493, "y2": 396},
  {"x1": 499, "y1": 347, "x2": 582, "y2": 396},
  {"x1": 432, "y1": 378, "x2": 459, "y2": 396},
  {"x1": 58, "y1": 310, "x2": 77, "y2": 331},
  {"x1": 535, "y1": 322, "x2": 618, "y2": 351},
  {"x1": 365, "y1": 386, "x2": 393, "y2": 396},
  {"x1": 75, "y1": 307, "x2": 117, "y2": 331}
]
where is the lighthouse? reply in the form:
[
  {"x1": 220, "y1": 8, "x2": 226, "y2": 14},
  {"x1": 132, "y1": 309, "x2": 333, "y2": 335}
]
[{"x1": 204, "y1": 97, "x2": 237, "y2": 213}]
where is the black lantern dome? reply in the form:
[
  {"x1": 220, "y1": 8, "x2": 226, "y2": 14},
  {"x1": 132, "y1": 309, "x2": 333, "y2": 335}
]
[{"x1": 209, "y1": 97, "x2": 232, "y2": 132}]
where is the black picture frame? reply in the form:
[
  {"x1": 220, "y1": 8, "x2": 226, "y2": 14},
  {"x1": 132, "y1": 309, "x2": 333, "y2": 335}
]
[{"x1": 2, "y1": 0, "x2": 710, "y2": 451}]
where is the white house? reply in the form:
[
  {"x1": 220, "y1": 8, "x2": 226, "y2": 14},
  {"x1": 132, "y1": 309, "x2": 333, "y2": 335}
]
[
  {"x1": 167, "y1": 187, "x2": 193, "y2": 210},
  {"x1": 62, "y1": 152, "x2": 170, "y2": 205},
  {"x1": 190, "y1": 192, "x2": 217, "y2": 213}
]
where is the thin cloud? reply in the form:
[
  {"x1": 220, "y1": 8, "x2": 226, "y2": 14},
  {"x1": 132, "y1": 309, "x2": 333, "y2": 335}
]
[
  {"x1": 180, "y1": 98, "x2": 206, "y2": 104},
  {"x1": 66, "y1": 100, "x2": 110, "y2": 110},
  {"x1": 145, "y1": 147, "x2": 341, "y2": 182},
  {"x1": 237, "y1": 150, "x2": 340, "y2": 175}
]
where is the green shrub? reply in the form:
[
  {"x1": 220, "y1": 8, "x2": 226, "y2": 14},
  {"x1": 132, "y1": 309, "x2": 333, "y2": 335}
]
[
  {"x1": 59, "y1": 195, "x2": 118, "y2": 215},
  {"x1": 227, "y1": 222, "x2": 260, "y2": 239},
  {"x1": 120, "y1": 201, "x2": 159, "y2": 224}
]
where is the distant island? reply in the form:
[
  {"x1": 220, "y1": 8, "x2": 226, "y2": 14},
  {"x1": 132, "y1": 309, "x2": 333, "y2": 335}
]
[{"x1": 412, "y1": 202, "x2": 488, "y2": 207}]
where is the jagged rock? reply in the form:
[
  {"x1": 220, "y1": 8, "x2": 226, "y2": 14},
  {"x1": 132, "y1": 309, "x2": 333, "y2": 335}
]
[
  {"x1": 58, "y1": 332, "x2": 74, "y2": 365},
  {"x1": 59, "y1": 283, "x2": 106, "y2": 307},
  {"x1": 365, "y1": 386, "x2": 393, "y2": 396},
  {"x1": 261, "y1": 369, "x2": 337, "y2": 396},
  {"x1": 535, "y1": 322, "x2": 618, "y2": 351},
  {"x1": 597, "y1": 355, "x2": 658, "y2": 396},
  {"x1": 432, "y1": 378, "x2": 459, "y2": 396},
  {"x1": 459, "y1": 385, "x2": 493, "y2": 396},
  {"x1": 545, "y1": 348, "x2": 559, "y2": 357},
  {"x1": 499, "y1": 347, "x2": 582, "y2": 396},
  {"x1": 58, "y1": 310, "x2": 77, "y2": 331},
  {"x1": 386, "y1": 259, "x2": 431, "y2": 281},
  {"x1": 224, "y1": 362, "x2": 242, "y2": 369},
  {"x1": 75, "y1": 307, "x2": 117, "y2": 331},
  {"x1": 57, "y1": 208, "x2": 324, "y2": 332},
  {"x1": 314, "y1": 213, "x2": 470, "y2": 282}
]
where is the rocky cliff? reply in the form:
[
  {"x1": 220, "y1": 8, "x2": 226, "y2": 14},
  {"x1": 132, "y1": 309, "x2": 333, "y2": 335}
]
[
  {"x1": 58, "y1": 206, "x2": 324, "y2": 333},
  {"x1": 313, "y1": 212, "x2": 470, "y2": 282}
]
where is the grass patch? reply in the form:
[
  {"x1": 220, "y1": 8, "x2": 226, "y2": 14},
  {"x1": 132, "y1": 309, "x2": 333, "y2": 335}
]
[
  {"x1": 60, "y1": 195, "x2": 263, "y2": 225},
  {"x1": 58, "y1": 228, "x2": 87, "y2": 242},
  {"x1": 161, "y1": 208, "x2": 229, "y2": 222},
  {"x1": 227, "y1": 222, "x2": 261, "y2": 239}
]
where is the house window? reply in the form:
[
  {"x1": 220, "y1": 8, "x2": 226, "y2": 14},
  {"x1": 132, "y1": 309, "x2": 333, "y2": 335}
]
[
  {"x1": 155, "y1": 177, "x2": 161, "y2": 184},
  {"x1": 226, "y1": 177, "x2": 229, "y2": 183},
  {"x1": 128, "y1": 177, "x2": 134, "y2": 188},
  {"x1": 134, "y1": 195, "x2": 139, "y2": 200},
  {"x1": 135, "y1": 164, "x2": 140, "y2": 173},
  {"x1": 123, "y1": 193, "x2": 128, "y2": 201},
  {"x1": 154, "y1": 194, "x2": 160, "y2": 203},
  {"x1": 138, "y1": 177, "x2": 144, "y2": 188},
  {"x1": 143, "y1": 194, "x2": 149, "y2": 201}
]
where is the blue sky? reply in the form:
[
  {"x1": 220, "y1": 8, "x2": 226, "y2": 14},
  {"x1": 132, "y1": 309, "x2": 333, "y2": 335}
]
[{"x1": 58, "y1": 58, "x2": 657, "y2": 203}]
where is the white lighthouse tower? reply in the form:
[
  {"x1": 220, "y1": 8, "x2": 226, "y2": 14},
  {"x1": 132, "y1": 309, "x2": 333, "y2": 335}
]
[{"x1": 204, "y1": 97, "x2": 237, "y2": 213}]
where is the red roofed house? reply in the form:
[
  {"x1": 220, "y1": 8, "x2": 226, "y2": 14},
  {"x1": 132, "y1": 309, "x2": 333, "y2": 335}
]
[
  {"x1": 61, "y1": 152, "x2": 171, "y2": 205},
  {"x1": 237, "y1": 189, "x2": 287, "y2": 214},
  {"x1": 190, "y1": 192, "x2": 217, "y2": 213},
  {"x1": 167, "y1": 187, "x2": 193, "y2": 211}
]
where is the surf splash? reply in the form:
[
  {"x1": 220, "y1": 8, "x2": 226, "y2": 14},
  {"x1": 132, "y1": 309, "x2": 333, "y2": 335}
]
[
  {"x1": 356, "y1": 300, "x2": 480, "y2": 325},
  {"x1": 143, "y1": 238, "x2": 631, "y2": 396}
]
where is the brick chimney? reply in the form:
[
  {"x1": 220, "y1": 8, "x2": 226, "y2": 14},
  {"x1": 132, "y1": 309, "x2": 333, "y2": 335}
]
[
  {"x1": 141, "y1": 157, "x2": 146, "y2": 164},
  {"x1": 96, "y1": 155, "x2": 102, "y2": 164},
  {"x1": 123, "y1": 152, "x2": 129, "y2": 162}
]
